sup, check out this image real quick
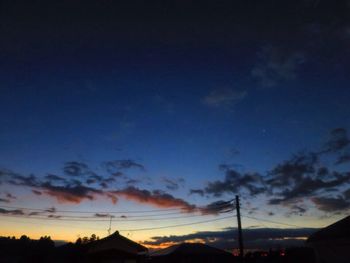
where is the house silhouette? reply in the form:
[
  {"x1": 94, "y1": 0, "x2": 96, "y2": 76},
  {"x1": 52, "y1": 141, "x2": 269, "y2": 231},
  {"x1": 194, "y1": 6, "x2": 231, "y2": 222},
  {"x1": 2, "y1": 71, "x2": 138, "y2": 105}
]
[
  {"x1": 307, "y1": 215, "x2": 350, "y2": 263},
  {"x1": 86, "y1": 231, "x2": 148, "y2": 263},
  {"x1": 151, "y1": 242, "x2": 235, "y2": 263}
]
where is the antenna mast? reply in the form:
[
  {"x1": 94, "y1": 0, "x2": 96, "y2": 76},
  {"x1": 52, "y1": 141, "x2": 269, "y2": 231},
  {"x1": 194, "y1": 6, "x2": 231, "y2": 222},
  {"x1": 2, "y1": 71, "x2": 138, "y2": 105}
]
[{"x1": 108, "y1": 215, "x2": 112, "y2": 235}]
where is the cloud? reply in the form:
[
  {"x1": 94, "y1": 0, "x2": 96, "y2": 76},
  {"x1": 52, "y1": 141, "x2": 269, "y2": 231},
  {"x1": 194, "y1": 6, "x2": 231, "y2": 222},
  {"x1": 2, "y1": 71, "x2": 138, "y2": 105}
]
[
  {"x1": 98, "y1": 177, "x2": 116, "y2": 189},
  {"x1": 115, "y1": 186, "x2": 196, "y2": 212},
  {"x1": 28, "y1": 211, "x2": 40, "y2": 216},
  {"x1": 0, "y1": 166, "x2": 218, "y2": 212},
  {"x1": 189, "y1": 189, "x2": 205, "y2": 196},
  {"x1": 6, "y1": 193, "x2": 17, "y2": 200},
  {"x1": 311, "y1": 196, "x2": 350, "y2": 212},
  {"x1": 32, "y1": 190, "x2": 42, "y2": 195},
  {"x1": 111, "y1": 171, "x2": 123, "y2": 177},
  {"x1": 104, "y1": 159, "x2": 145, "y2": 174},
  {"x1": 85, "y1": 174, "x2": 104, "y2": 185},
  {"x1": 192, "y1": 129, "x2": 350, "y2": 215},
  {"x1": 266, "y1": 151, "x2": 350, "y2": 207},
  {"x1": 0, "y1": 208, "x2": 25, "y2": 215},
  {"x1": 3, "y1": 128, "x2": 348, "y2": 216},
  {"x1": 163, "y1": 179, "x2": 178, "y2": 190},
  {"x1": 252, "y1": 46, "x2": 305, "y2": 87},
  {"x1": 0, "y1": 193, "x2": 17, "y2": 203},
  {"x1": 268, "y1": 172, "x2": 350, "y2": 205},
  {"x1": 322, "y1": 128, "x2": 350, "y2": 153},
  {"x1": 287, "y1": 205, "x2": 307, "y2": 216},
  {"x1": 8, "y1": 174, "x2": 38, "y2": 187},
  {"x1": 202, "y1": 88, "x2": 247, "y2": 107},
  {"x1": 0, "y1": 169, "x2": 19, "y2": 185},
  {"x1": 105, "y1": 192, "x2": 118, "y2": 204},
  {"x1": 162, "y1": 177, "x2": 185, "y2": 191},
  {"x1": 203, "y1": 167, "x2": 266, "y2": 197},
  {"x1": 143, "y1": 227, "x2": 317, "y2": 250},
  {"x1": 335, "y1": 154, "x2": 350, "y2": 165},
  {"x1": 266, "y1": 152, "x2": 318, "y2": 188},
  {"x1": 94, "y1": 213, "x2": 114, "y2": 218},
  {"x1": 40, "y1": 182, "x2": 103, "y2": 204},
  {"x1": 45, "y1": 207, "x2": 56, "y2": 213},
  {"x1": 44, "y1": 174, "x2": 67, "y2": 182},
  {"x1": 63, "y1": 161, "x2": 92, "y2": 177},
  {"x1": 0, "y1": 169, "x2": 18, "y2": 179},
  {"x1": 199, "y1": 200, "x2": 234, "y2": 215},
  {"x1": 0, "y1": 167, "x2": 117, "y2": 204},
  {"x1": 100, "y1": 182, "x2": 108, "y2": 188},
  {"x1": 125, "y1": 179, "x2": 140, "y2": 185}
]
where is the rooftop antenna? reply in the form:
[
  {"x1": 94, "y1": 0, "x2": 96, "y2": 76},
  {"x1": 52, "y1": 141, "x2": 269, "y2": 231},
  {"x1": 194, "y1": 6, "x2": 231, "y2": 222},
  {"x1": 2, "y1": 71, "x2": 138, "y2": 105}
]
[{"x1": 107, "y1": 215, "x2": 112, "y2": 236}]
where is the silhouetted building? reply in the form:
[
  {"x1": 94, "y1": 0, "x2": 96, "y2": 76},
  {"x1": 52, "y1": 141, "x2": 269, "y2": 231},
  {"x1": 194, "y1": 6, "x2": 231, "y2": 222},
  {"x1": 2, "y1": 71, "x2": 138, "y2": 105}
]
[
  {"x1": 86, "y1": 231, "x2": 148, "y2": 263},
  {"x1": 150, "y1": 242, "x2": 234, "y2": 263},
  {"x1": 307, "y1": 215, "x2": 350, "y2": 263}
]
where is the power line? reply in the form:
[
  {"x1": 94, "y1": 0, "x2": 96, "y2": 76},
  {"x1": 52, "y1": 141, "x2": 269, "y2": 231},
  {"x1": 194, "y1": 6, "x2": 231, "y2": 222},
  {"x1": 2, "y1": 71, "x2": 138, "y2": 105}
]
[
  {"x1": 241, "y1": 214, "x2": 303, "y2": 228},
  {"x1": 117, "y1": 214, "x2": 235, "y2": 232},
  {"x1": 0, "y1": 210, "x2": 233, "y2": 222},
  {"x1": 0, "y1": 213, "x2": 235, "y2": 232},
  {"x1": 0, "y1": 205, "x2": 188, "y2": 214},
  {"x1": 0, "y1": 200, "x2": 234, "y2": 215}
]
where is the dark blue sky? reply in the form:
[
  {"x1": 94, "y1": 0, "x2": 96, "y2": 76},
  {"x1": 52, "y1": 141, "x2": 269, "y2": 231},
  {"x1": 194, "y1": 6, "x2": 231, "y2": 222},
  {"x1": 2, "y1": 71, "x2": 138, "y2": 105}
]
[{"x1": 0, "y1": 0, "x2": 350, "y2": 248}]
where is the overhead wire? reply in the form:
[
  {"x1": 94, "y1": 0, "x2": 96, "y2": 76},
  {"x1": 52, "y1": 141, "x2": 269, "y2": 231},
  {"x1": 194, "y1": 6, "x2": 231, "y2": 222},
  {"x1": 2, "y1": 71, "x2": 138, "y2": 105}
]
[
  {"x1": 239, "y1": 201, "x2": 306, "y2": 228},
  {"x1": 0, "y1": 209, "x2": 234, "y2": 222},
  {"x1": 0, "y1": 199, "x2": 234, "y2": 216},
  {"x1": 0, "y1": 212, "x2": 235, "y2": 232},
  {"x1": 241, "y1": 214, "x2": 303, "y2": 228},
  {"x1": 0, "y1": 205, "x2": 187, "y2": 214},
  {"x1": 0, "y1": 200, "x2": 235, "y2": 224},
  {"x1": 117, "y1": 214, "x2": 235, "y2": 232}
]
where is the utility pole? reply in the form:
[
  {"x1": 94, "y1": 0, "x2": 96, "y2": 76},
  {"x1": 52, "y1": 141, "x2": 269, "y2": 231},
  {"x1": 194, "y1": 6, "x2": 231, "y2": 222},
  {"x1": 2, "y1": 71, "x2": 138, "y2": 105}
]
[{"x1": 235, "y1": 195, "x2": 244, "y2": 259}]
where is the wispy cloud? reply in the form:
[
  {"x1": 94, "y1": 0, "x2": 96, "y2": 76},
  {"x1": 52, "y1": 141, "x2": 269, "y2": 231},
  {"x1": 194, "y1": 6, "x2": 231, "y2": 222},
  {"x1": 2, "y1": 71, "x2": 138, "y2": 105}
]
[
  {"x1": 0, "y1": 208, "x2": 25, "y2": 215},
  {"x1": 162, "y1": 177, "x2": 185, "y2": 191},
  {"x1": 8, "y1": 174, "x2": 38, "y2": 187},
  {"x1": 202, "y1": 88, "x2": 247, "y2": 108},
  {"x1": 0, "y1": 193, "x2": 16, "y2": 203},
  {"x1": 335, "y1": 154, "x2": 350, "y2": 165},
  {"x1": 322, "y1": 128, "x2": 350, "y2": 153},
  {"x1": 94, "y1": 213, "x2": 115, "y2": 218},
  {"x1": 104, "y1": 159, "x2": 145, "y2": 174},
  {"x1": 252, "y1": 46, "x2": 305, "y2": 88},
  {"x1": 44, "y1": 174, "x2": 67, "y2": 182},
  {"x1": 63, "y1": 161, "x2": 92, "y2": 177},
  {"x1": 32, "y1": 190, "x2": 42, "y2": 195},
  {"x1": 189, "y1": 189, "x2": 205, "y2": 196}
]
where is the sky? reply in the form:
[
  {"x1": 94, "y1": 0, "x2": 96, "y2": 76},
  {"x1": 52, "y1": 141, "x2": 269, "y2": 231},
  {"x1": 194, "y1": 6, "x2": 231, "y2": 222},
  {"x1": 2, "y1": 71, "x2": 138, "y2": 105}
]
[{"x1": 0, "y1": 0, "x2": 350, "y2": 251}]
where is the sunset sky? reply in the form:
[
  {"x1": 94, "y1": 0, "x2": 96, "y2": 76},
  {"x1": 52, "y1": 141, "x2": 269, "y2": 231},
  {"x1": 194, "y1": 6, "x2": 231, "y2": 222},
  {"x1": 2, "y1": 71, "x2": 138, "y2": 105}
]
[{"x1": 1, "y1": 0, "x2": 350, "y2": 250}]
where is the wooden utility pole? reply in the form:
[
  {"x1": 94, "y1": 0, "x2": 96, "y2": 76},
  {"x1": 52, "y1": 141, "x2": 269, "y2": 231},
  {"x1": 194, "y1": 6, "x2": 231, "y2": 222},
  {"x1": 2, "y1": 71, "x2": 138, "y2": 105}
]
[{"x1": 235, "y1": 195, "x2": 244, "y2": 258}]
